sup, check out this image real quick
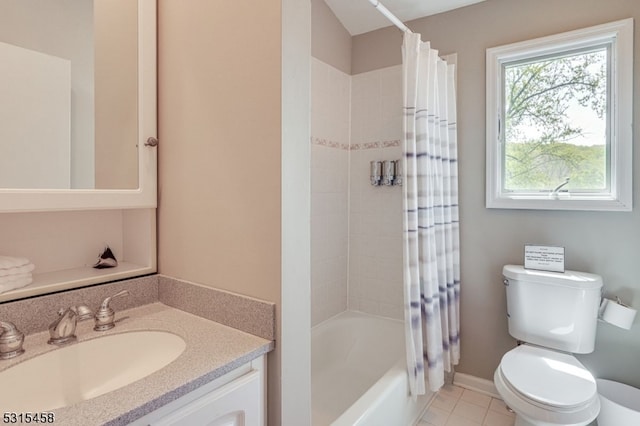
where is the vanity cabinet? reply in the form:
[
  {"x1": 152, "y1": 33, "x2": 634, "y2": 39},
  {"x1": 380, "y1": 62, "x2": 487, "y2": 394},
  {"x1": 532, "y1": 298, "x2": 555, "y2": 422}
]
[{"x1": 130, "y1": 356, "x2": 266, "y2": 426}]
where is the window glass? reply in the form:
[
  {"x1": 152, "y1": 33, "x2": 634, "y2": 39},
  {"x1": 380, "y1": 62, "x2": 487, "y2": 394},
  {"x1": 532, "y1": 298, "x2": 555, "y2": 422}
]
[{"x1": 503, "y1": 47, "x2": 609, "y2": 193}]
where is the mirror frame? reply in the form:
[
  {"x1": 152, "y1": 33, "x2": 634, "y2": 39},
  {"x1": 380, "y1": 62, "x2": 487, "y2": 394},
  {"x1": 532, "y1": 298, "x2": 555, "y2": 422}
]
[{"x1": 0, "y1": 0, "x2": 157, "y2": 213}]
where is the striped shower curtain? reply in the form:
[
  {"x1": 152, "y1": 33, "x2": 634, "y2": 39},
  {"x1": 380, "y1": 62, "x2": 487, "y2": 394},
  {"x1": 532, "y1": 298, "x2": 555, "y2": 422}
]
[{"x1": 402, "y1": 32, "x2": 461, "y2": 395}]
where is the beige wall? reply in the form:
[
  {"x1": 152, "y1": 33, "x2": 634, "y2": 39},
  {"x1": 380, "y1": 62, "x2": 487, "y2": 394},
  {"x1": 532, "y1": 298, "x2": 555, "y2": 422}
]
[
  {"x1": 157, "y1": 0, "x2": 283, "y2": 423},
  {"x1": 158, "y1": 0, "x2": 282, "y2": 318},
  {"x1": 311, "y1": 0, "x2": 351, "y2": 74},
  {"x1": 352, "y1": 0, "x2": 640, "y2": 386}
]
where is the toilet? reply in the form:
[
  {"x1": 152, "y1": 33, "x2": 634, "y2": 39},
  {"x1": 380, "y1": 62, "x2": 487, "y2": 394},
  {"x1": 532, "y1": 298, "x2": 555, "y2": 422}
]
[{"x1": 494, "y1": 265, "x2": 602, "y2": 426}]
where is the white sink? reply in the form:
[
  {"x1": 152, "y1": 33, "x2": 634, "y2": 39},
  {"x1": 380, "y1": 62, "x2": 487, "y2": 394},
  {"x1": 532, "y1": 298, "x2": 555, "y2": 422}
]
[{"x1": 0, "y1": 330, "x2": 186, "y2": 411}]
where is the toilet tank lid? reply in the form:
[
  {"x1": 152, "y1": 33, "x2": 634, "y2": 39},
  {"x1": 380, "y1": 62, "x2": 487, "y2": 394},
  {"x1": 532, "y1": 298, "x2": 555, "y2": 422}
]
[{"x1": 503, "y1": 265, "x2": 603, "y2": 290}]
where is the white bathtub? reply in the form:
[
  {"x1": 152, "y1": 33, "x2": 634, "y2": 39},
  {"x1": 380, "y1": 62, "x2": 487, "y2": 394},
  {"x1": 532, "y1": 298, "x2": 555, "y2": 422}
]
[{"x1": 311, "y1": 311, "x2": 432, "y2": 425}]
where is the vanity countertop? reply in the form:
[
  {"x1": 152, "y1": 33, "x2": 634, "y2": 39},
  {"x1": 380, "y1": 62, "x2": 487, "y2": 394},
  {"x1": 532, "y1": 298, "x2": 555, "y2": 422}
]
[{"x1": 0, "y1": 302, "x2": 274, "y2": 425}]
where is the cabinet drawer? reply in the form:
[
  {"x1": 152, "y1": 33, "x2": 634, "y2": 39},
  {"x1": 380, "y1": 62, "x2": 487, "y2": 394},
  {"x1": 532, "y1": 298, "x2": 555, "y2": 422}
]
[
  {"x1": 130, "y1": 356, "x2": 266, "y2": 426},
  {"x1": 151, "y1": 369, "x2": 261, "y2": 426}
]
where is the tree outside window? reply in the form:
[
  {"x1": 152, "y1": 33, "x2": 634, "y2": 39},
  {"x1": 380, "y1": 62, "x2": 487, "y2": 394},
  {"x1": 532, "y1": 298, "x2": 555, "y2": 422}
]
[{"x1": 503, "y1": 48, "x2": 608, "y2": 193}]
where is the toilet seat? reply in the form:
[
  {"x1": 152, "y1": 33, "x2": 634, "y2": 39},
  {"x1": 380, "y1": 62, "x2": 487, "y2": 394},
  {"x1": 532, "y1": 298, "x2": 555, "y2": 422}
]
[{"x1": 499, "y1": 345, "x2": 597, "y2": 409}]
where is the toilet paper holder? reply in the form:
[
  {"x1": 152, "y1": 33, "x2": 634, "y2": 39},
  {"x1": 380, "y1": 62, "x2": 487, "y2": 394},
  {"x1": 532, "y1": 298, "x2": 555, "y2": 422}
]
[{"x1": 599, "y1": 296, "x2": 637, "y2": 330}]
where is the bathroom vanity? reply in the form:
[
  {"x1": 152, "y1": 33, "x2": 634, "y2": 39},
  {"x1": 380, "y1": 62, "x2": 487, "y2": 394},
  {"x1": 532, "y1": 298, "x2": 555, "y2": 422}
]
[
  {"x1": 0, "y1": 303, "x2": 271, "y2": 425},
  {"x1": 0, "y1": 276, "x2": 275, "y2": 425}
]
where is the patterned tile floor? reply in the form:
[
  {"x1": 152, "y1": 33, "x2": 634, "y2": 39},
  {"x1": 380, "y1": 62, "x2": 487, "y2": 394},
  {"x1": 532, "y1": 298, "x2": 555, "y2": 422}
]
[{"x1": 418, "y1": 385, "x2": 515, "y2": 426}]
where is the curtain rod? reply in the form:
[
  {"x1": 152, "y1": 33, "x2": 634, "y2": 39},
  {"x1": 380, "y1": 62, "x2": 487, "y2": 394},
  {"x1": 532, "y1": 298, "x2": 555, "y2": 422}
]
[{"x1": 367, "y1": 0, "x2": 412, "y2": 33}]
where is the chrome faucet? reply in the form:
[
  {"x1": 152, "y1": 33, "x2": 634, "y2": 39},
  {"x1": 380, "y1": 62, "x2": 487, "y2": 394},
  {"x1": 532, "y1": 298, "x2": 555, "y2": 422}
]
[
  {"x1": 0, "y1": 321, "x2": 25, "y2": 359},
  {"x1": 94, "y1": 290, "x2": 130, "y2": 331},
  {"x1": 48, "y1": 307, "x2": 78, "y2": 345}
]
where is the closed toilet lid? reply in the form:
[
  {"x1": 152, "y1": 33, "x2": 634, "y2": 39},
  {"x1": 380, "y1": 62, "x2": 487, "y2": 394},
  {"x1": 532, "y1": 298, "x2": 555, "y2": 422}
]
[{"x1": 500, "y1": 345, "x2": 596, "y2": 409}]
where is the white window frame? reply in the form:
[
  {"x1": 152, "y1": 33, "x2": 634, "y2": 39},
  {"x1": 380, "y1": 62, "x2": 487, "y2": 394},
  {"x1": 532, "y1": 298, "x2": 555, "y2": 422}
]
[{"x1": 486, "y1": 19, "x2": 633, "y2": 211}]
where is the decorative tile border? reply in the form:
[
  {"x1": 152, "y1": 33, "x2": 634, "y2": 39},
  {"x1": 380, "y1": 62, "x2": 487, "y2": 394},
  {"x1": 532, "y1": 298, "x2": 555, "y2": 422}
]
[
  {"x1": 311, "y1": 136, "x2": 401, "y2": 151},
  {"x1": 382, "y1": 140, "x2": 401, "y2": 148},
  {"x1": 352, "y1": 139, "x2": 401, "y2": 150},
  {"x1": 310, "y1": 136, "x2": 349, "y2": 150}
]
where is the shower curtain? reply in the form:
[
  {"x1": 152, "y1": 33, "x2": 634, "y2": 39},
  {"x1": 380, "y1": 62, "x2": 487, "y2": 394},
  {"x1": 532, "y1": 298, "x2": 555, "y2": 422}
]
[{"x1": 402, "y1": 32, "x2": 460, "y2": 395}]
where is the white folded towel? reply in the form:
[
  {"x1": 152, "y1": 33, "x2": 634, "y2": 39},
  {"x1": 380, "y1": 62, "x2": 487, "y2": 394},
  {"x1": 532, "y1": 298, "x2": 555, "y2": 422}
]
[
  {"x1": 0, "y1": 263, "x2": 35, "y2": 278},
  {"x1": 0, "y1": 275, "x2": 33, "y2": 294},
  {"x1": 0, "y1": 256, "x2": 31, "y2": 270}
]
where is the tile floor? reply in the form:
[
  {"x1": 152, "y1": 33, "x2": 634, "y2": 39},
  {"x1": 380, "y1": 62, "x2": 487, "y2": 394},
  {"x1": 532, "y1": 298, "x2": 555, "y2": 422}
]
[{"x1": 418, "y1": 385, "x2": 515, "y2": 426}]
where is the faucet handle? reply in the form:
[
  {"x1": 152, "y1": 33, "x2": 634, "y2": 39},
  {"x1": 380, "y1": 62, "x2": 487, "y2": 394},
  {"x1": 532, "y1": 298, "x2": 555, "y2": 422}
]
[
  {"x1": 94, "y1": 290, "x2": 130, "y2": 331},
  {"x1": 0, "y1": 321, "x2": 25, "y2": 360},
  {"x1": 98, "y1": 290, "x2": 129, "y2": 310}
]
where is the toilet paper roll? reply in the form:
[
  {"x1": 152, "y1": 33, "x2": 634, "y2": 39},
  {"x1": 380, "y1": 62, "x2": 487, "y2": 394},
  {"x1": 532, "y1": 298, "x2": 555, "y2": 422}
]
[{"x1": 601, "y1": 299, "x2": 637, "y2": 330}]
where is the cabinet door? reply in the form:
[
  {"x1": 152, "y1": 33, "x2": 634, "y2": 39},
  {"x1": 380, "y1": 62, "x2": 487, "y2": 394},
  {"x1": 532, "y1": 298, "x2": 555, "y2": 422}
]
[{"x1": 151, "y1": 370, "x2": 262, "y2": 426}]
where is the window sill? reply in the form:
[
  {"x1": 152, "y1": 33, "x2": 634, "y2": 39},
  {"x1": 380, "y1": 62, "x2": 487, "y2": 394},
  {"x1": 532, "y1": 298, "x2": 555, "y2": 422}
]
[{"x1": 486, "y1": 194, "x2": 632, "y2": 212}]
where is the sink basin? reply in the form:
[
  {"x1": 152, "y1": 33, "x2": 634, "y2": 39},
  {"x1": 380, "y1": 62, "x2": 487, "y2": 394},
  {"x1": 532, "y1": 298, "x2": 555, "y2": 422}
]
[{"x1": 0, "y1": 330, "x2": 186, "y2": 411}]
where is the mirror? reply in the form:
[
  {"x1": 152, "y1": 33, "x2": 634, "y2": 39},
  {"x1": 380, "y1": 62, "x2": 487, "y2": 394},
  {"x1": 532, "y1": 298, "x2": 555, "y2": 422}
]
[
  {"x1": 0, "y1": 0, "x2": 156, "y2": 212},
  {"x1": 0, "y1": 0, "x2": 139, "y2": 191}
]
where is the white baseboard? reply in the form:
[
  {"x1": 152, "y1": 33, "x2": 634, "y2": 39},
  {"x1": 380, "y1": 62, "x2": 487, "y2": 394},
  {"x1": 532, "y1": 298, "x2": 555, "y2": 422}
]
[{"x1": 452, "y1": 372, "x2": 501, "y2": 399}]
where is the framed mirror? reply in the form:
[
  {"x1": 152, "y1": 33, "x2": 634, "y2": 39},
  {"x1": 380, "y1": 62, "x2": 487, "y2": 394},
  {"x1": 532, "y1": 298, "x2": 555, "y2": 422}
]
[{"x1": 0, "y1": 0, "x2": 156, "y2": 212}]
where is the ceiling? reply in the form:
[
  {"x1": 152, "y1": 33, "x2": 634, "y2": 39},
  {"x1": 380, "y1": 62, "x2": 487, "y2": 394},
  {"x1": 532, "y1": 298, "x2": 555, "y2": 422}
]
[{"x1": 324, "y1": 0, "x2": 486, "y2": 35}]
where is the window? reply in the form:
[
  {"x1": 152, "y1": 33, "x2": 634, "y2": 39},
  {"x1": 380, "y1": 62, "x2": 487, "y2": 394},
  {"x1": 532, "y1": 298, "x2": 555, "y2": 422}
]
[{"x1": 486, "y1": 19, "x2": 633, "y2": 211}]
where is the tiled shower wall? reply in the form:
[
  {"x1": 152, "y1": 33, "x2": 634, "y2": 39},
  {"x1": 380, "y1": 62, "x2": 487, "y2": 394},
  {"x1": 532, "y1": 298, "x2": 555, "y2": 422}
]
[
  {"x1": 311, "y1": 57, "x2": 350, "y2": 325},
  {"x1": 311, "y1": 57, "x2": 404, "y2": 325},
  {"x1": 349, "y1": 66, "x2": 404, "y2": 320}
]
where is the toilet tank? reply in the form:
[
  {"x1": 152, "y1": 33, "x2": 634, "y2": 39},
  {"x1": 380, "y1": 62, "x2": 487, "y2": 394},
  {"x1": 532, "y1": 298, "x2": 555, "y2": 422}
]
[{"x1": 502, "y1": 265, "x2": 603, "y2": 354}]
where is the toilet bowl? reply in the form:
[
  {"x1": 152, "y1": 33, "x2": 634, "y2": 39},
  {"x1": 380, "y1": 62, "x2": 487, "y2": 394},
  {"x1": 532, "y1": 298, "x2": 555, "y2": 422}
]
[{"x1": 494, "y1": 345, "x2": 600, "y2": 426}]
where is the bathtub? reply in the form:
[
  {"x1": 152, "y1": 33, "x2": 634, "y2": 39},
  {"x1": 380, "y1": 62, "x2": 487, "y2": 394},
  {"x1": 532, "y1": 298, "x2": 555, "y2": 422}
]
[{"x1": 311, "y1": 311, "x2": 433, "y2": 425}]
